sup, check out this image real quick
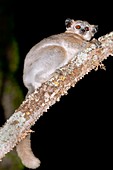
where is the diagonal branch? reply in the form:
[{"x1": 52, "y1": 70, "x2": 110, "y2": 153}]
[{"x1": 0, "y1": 31, "x2": 113, "y2": 160}]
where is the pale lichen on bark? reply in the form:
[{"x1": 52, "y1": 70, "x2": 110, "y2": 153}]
[{"x1": 0, "y1": 31, "x2": 113, "y2": 161}]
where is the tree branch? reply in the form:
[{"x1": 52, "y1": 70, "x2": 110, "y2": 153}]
[{"x1": 0, "y1": 31, "x2": 113, "y2": 160}]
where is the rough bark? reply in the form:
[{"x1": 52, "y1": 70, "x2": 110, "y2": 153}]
[{"x1": 0, "y1": 31, "x2": 113, "y2": 160}]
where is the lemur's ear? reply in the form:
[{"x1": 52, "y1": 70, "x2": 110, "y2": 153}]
[{"x1": 65, "y1": 18, "x2": 73, "y2": 28}]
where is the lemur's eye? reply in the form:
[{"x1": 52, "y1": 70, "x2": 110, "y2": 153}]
[
  {"x1": 75, "y1": 25, "x2": 81, "y2": 29},
  {"x1": 85, "y1": 26, "x2": 89, "y2": 31}
]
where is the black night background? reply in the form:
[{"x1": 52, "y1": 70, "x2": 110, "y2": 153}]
[{"x1": 0, "y1": 1, "x2": 112, "y2": 170}]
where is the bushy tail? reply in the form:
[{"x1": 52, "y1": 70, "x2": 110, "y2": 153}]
[{"x1": 16, "y1": 134, "x2": 41, "y2": 169}]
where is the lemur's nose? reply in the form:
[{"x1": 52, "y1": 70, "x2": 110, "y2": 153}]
[{"x1": 81, "y1": 28, "x2": 85, "y2": 33}]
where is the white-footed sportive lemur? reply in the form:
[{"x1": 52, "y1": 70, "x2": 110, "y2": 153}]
[
  {"x1": 23, "y1": 18, "x2": 99, "y2": 95},
  {"x1": 16, "y1": 18, "x2": 99, "y2": 169}
]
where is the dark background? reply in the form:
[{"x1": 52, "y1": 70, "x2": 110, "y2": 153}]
[{"x1": 1, "y1": 0, "x2": 113, "y2": 169}]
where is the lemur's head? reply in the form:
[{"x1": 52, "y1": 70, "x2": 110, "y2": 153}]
[{"x1": 65, "y1": 18, "x2": 98, "y2": 41}]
